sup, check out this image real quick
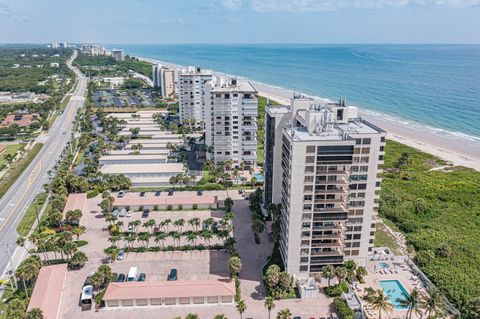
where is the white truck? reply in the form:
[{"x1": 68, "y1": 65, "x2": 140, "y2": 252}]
[{"x1": 127, "y1": 267, "x2": 138, "y2": 282}]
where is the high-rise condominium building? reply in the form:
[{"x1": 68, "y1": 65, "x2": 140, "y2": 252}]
[
  {"x1": 111, "y1": 49, "x2": 125, "y2": 62},
  {"x1": 178, "y1": 66, "x2": 212, "y2": 125},
  {"x1": 152, "y1": 64, "x2": 176, "y2": 98},
  {"x1": 264, "y1": 95, "x2": 385, "y2": 279},
  {"x1": 205, "y1": 78, "x2": 258, "y2": 167}
]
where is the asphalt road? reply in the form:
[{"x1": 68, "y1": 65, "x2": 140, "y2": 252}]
[{"x1": 0, "y1": 50, "x2": 87, "y2": 277}]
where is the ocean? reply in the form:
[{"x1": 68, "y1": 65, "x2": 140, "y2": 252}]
[{"x1": 112, "y1": 44, "x2": 480, "y2": 139}]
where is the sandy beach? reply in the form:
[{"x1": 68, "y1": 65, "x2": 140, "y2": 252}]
[{"x1": 141, "y1": 56, "x2": 480, "y2": 171}]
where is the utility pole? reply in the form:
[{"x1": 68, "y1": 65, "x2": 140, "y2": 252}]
[{"x1": 3, "y1": 244, "x2": 18, "y2": 290}]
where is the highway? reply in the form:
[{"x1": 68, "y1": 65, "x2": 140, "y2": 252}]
[{"x1": 0, "y1": 50, "x2": 87, "y2": 278}]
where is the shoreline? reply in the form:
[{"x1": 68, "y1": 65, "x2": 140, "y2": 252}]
[{"x1": 137, "y1": 56, "x2": 480, "y2": 171}]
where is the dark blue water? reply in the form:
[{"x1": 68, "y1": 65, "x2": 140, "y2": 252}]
[{"x1": 113, "y1": 44, "x2": 480, "y2": 138}]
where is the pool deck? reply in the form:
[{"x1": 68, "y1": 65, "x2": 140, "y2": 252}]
[{"x1": 355, "y1": 259, "x2": 427, "y2": 319}]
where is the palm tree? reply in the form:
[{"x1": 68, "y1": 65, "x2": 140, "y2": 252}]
[
  {"x1": 251, "y1": 217, "x2": 265, "y2": 244},
  {"x1": 369, "y1": 289, "x2": 393, "y2": 319},
  {"x1": 154, "y1": 232, "x2": 167, "y2": 249},
  {"x1": 228, "y1": 256, "x2": 242, "y2": 277},
  {"x1": 72, "y1": 226, "x2": 86, "y2": 241},
  {"x1": 276, "y1": 308, "x2": 292, "y2": 319},
  {"x1": 335, "y1": 266, "x2": 348, "y2": 283},
  {"x1": 265, "y1": 296, "x2": 275, "y2": 319},
  {"x1": 321, "y1": 264, "x2": 335, "y2": 286},
  {"x1": 398, "y1": 289, "x2": 422, "y2": 319},
  {"x1": 236, "y1": 299, "x2": 247, "y2": 319},
  {"x1": 188, "y1": 217, "x2": 201, "y2": 231},
  {"x1": 143, "y1": 219, "x2": 156, "y2": 233},
  {"x1": 186, "y1": 233, "x2": 197, "y2": 245},
  {"x1": 174, "y1": 219, "x2": 186, "y2": 232},
  {"x1": 213, "y1": 315, "x2": 228, "y2": 319},
  {"x1": 421, "y1": 288, "x2": 445, "y2": 319},
  {"x1": 25, "y1": 308, "x2": 44, "y2": 319}
]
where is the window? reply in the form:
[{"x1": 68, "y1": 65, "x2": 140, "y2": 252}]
[
  {"x1": 306, "y1": 146, "x2": 316, "y2": 153},
  {"x1": 300, "y1": 265, "x2": 308, "y2": 272},
  {"x1": 379, "y1": 155, "x2": 384, "y2": 161},
  {"x1": 306, "y1": 156, "x2": 315, "y2": 163},
  {"x1": 305, "y1": 176, "x2": 314, "y2": 183},
  {"x1": 304, "y1": 195, "x2": 312, "y2": 201},
  {"x1": 360, "y1": 166, "x2": 368, "y2": 172},
  {"x1": 303, "y1": 204, "x2": 312, "y2": 210},
  {"x1": 362, "y1": 138, "x2": 371, "y2": 145},
  {"x1": 361, "y1": 147, "x2": 370, "y2": 154},
  {"x1": 380, "y1": 146, "x2": 385, "y2": 152},
  {"x1": 304, "y1": 185, "x2": 313, "y2": 192},
  {"x1": 360, "y1": 157, "x2": 369, "y2": 163},
  {"x1": 381, "y1": 136, "x2": 386, "y2": 142},
  {"x1": 305, "y1": 166, "x2": 314, "y2": 173}
]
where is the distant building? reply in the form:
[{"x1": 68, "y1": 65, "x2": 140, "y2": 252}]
[
  {"x1": 264, "y1": 95, "x2": 386, "y2": 278},
  {"x1": 0, "y1": 113, "x2": 38, "y2": 128},
  {"x1": 178, "y1": 66, "x2": 212, "y2": 125},
  {"x1": 111, "y1": 49, "x2": 125, "y2": 62},
  {"x1": 152, "y1": 64, "x2": 176, "y2": 98},
  {"x1": 205, "y1": 78, "x2": 258, "y2": 168},
  {"x1": 51, "y1": 42, "x2": 59, "y2": 48},
  {"x1": 59, "y1": 42, "x2": 68, "y2": 48},
  {"x1": 50, "y1": 62, "x2": 60, "y2": 68},
  {"x1": 81, "y1": 44, "x2": 106, "y2": 56}
]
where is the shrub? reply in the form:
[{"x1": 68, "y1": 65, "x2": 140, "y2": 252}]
[
  {"x1": 138, "y1": 205, "x2": 143, "y2": 211},
  {"x1": 192, "y1": 204, "x2": 198, "y2": 210},
  {"x1": 333, "y1": 298, "x2": 354, "y2": 319},
  {"x1": 125, "y1": 205, "x2": 130, "y2": 211},
  {"x1": 153, "y1": 205, "x2": 159, "y2": 211},
  {"x1": 167, "y1": 204, "x2": 173, "y2": 210},
  {"x1": 324, "y1": 282, "x2": 349, "y2": 297},
  {"x1": 178, "y1": 204, "x2": 183, "y2": 210},
  {"x1": 87, "y1": 189, "x2": 99, "y2": 198}
]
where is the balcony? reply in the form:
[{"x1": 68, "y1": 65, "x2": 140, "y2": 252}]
[
  {"x1": 315, "y1": 188, "x2": 348, "y2": 194},
  {"x1": 311, "y1": 232, "x2": 344, "y2": 240},
  {"x1": 243, "y1": 126, "x2": 258, "y2": 132},
  {"x1": 310, "y1": 248, "x2": 344, "y2": 257},
  {"x1": 311, "y1": 241, "x2": 344, "y2": 248}
]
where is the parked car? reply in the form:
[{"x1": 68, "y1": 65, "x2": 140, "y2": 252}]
[
  {"x1": 126, "y1": 211, "x2": 132, "y2": 217},
  {"x1": 117, "y1": 250, "x2": 124, "y2": 260},
  {"x1": 142, "y1": 209, "x2": 149, "y2": 218},
  {"x1": 115, "y1": 274, "x2": 126, "y2": 282},
  {"x1": 293, "y1": 317, "x2": 302, "y2": 319},
  {"x1": 128, "y1": 225, "x2": 134, "y2": 232},
  {"x1": 138, "y1": 273, "x2": 146, "y2": 282},
  {"x1": 140, "y1": 192, "x2": 145, "y2": 197},
  {"x1": 202, "y1": 223, "x2": 209, "y2": 231},
  {"x1": 238, "y1": 189, "x2": 243, "y2": 194},
  {"x1": 167, "y1": 268, "x2": 177, "y2": 281},
  {"x1": 197, "y1": 190, "x2": 203, "y2": 196},
  {"x1": 155, "y1": 190, "x2": 161, "y2": 196},
  {"x1": 168, "y1": 190, "x2": 174, "y2": 196},
  {"x1": 118, "y1": 190, "x2": 126, "y2": 198}
]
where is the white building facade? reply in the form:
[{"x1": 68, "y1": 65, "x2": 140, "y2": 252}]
[
  {"x1": 264, "y1": 96, "x2": 386, "y2": 279},
  {"x1": 205, "y1": 78, "x2": 258, "y2": 168},
  {"x1": 178, "y1": 66, "x2": 212, "y2": 125}
]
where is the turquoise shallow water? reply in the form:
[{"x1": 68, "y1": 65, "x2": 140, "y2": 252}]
[{"x1": 112, "y1": 44, "x2": 480, "y2": 138}]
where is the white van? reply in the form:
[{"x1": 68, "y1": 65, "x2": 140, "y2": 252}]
[{"x1": 127, "y1": 267, "x2": 138, "y2": 282}]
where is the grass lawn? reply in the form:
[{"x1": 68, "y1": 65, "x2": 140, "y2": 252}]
[
  {"x1": 0, "y1": 144, "x2": 25, "y2": 170},
  {"x1": 380, "y1": 140, "x2": 480, "y2": 315},
  {"x1": 59, "y1": 94, "x2": 71, "y2": 111},
  {"x1": 374, "y1": 222, "x2": 401, "y2": 255},
  {"x1": 0, "y1": 143, "x2": 43, "y2": 200},
  {"x1": 16, "y1": 192, "x2": 48, "y2": 237}
]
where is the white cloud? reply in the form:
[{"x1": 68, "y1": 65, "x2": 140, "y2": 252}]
[
  {"x1": 222, "y1": 0, "x2": 243, "y2": 10},
  {"x1": 250, "y1": 0, "x2": 480, "y2": 12},
  {"x1": 0, "y1": 1, "x2": 29, "y2": 24}
]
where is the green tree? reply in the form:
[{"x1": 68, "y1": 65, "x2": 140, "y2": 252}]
[
  {"x1": 322, "y1": 264, "x2": 335, "y2": 286},
  {"x1": 236, "y1": 299, "x2": 247, "y2": 319},
  {"x1": 335, "y1": 266, "x2": 348, "y2": 283},
  {"x1": 368, "y1": 289, "x2": 393, "y2": 319},
  {"x1": 69, "y1": 251, "x2": 88, "y2": 269},
  {"x1": 276, "y1": 308, "x2": 292, "y2": 319},
  {"x1": 265, "y1": 296, "x2": 275, "y2": 319},
  {"x1": 228, "y1": 256, "x2": 242, "y2": 277},
  {"x1": 397, "y1": 289, "x2": 422, "y2": 319},
  {"x1": 7, "y1": 298, "x2": 26, "y2": 319},
  {"x1": 25, "y1": 308, "x2": 44, "y2": 319},
  {"x1": 421, "y1": 288, "x2": 445, "y2": 319}
]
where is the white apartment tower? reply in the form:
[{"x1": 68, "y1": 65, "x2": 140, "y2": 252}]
[
  {"x1": 178, "y1": 66, "x2": 212, "y2": 125},
  {"x1": 205, "y1": 78, "x2": 258, "y2": 168},
  {"x1": 111, "y1": 49, "x2": 125, "y2": 62},
  {"x1": 264, "y1": 95, "x2": 386, "y2": 279},
  {"x1": 153, "y1": 64, "x2": 176, "y2": 98}
]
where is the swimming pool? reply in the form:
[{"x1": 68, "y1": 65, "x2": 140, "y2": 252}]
[
  {"x1": 379, "y1": 262, "x2": 390, "y2": 269},
  {"x1": 254, "y1": 173, "x2": 265, "y2": 182},
  {"x1": 378, "y1": 280, "x2": 410, "y2": 310}
]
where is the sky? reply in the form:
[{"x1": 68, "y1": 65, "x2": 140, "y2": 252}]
[{"x1": 0, "y1": 0, "x2": 479, "y2": 44}]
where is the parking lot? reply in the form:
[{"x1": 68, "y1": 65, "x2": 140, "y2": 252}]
[
  {"x1": 58, "y1": 190, "x2": 334, "y2": 318},
  {"x1": 94, "y1": 89, "x2": 159, "y2": 108}
]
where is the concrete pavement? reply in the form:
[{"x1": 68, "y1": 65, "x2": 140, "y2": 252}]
[{"x1": 0, "y1": 50, "x2": 87, "y2": 282}]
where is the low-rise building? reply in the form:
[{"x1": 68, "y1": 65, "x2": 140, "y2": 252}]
[
  {"x1": 99, "y1": 154, "x2": 168, "y2": 165},
  {"x1": 103, "y1": 279, "x2": 235, "y2": 309}
]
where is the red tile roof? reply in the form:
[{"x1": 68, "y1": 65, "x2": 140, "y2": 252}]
[
  {"x1": 27, "y1": 263, "x2": 68, "y2": 319},
  {"x1": 103, "y1": 279, "x2": 235, "y2": 301}
]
